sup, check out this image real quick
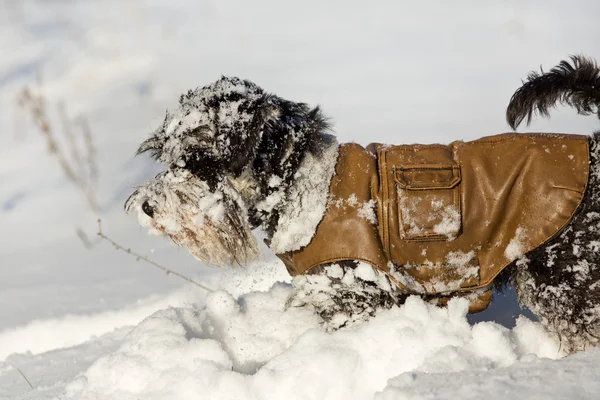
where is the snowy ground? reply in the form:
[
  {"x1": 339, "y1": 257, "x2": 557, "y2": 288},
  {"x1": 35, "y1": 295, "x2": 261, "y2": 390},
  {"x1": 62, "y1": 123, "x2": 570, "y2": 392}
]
[{"x1": 1, "y1": 0, "x2": 600, "y2": 398}]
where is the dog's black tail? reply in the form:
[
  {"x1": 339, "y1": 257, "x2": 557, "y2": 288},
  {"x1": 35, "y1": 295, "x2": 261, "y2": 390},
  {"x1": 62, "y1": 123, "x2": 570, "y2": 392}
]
[{"x1": 506, "y1": 55, "x2": 600, "y2": 130}]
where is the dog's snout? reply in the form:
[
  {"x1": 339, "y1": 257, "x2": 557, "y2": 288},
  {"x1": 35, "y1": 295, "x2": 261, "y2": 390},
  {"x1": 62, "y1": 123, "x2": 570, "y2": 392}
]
[{"x1": 142, "y1": 201, "x2": 155, "y2": 218}]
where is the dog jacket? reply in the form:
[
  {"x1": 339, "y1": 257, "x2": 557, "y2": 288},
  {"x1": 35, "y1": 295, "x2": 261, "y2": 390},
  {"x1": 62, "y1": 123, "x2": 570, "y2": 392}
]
[{"x1": 276, "y1": 133, "x2": 590, "y2": 311}]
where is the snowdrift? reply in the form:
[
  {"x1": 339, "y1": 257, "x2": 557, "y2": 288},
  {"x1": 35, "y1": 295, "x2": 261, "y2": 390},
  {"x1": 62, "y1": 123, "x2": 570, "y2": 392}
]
[{"x1": 59, "y1": 275, "x2": 568, "y2": 400}]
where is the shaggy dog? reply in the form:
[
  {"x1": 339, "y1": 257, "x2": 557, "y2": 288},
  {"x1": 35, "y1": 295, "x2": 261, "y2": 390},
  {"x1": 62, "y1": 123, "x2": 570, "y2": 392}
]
[{"x1": 126, "y1": 55, "x2": 600, "y2": 354}]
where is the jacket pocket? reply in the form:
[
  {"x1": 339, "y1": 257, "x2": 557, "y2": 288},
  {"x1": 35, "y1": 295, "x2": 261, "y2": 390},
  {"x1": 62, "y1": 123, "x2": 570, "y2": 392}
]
[{"x1": 394, "y1": 164, "x2": 462, "y2": 241}]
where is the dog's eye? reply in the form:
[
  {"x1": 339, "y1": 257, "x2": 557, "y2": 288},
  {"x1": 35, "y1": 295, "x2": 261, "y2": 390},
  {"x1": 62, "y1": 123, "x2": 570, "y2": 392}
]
[{"x1": 142, "y1": 201, "x2": 155, "y2": 218}]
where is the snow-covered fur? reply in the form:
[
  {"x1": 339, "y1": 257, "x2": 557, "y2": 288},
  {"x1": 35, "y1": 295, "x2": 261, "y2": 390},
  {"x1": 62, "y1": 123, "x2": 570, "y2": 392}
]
[
  {"x1": 125, "y1": 168, "x2": 259, "y2": 266},
  {"x1": 502, "y1": 55, "x2": 600, "y2": 353},
  {"x1": 288, "y1": 261, "x2": 405, "y2": 330},
  {"x1": 126, "y1": 77, "x2": 334, "y2": 265},
  {"x1": 127, "y1": 58, "x2": 600, "y2": 354}
]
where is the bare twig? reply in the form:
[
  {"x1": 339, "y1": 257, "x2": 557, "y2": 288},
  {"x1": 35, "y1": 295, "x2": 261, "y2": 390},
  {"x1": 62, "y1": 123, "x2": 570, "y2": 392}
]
[
  {"x1": 96, "y1": 219, "x2": 214, "y2": 292},
  {"x1": 76, "y1": 226, "x2": 93, "y2": 249},
  {"x1": 14, "y1": 367, "x2": 34, "y2": 390}
]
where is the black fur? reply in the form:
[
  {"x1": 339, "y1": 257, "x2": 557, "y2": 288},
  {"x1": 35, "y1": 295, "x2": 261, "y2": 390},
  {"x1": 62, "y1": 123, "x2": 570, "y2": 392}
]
[
  {"x1": 507, "y1": 55, "x2": 600, "y2": 130},
  {"x1": 311, "y1": 261, "x2": 405, "y2": 328},
  {"x1": 137, "y1": 77, "x2": 330, "y2": 234},
  {"x1": 513, "y1": 133, "x2": 600, "y2": 352},
  {"x1": 248, "y1": 99, "x2": 331, "y2": 235},
  {"x1": 504, "y1": 55, "x2": 600, "y2": 352}
]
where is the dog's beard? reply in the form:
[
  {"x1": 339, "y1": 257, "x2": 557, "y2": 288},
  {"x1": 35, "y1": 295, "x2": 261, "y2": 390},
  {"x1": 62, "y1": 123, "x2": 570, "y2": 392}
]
[{"x1": 125, "y1": 169, "x2": 259, "y2": 267}]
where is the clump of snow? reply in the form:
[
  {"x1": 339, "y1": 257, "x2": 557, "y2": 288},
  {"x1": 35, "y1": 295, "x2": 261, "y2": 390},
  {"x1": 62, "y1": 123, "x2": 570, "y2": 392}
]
[
  {"x1": 432, "y1": 202, "x2": 461, "y2": 239},
  {"x1": 390, "y1": 250, "x2": 478, "y2": 294},
  {"x1": 346, "y1": 193, "x2": 359, "y2": 206},
  {"x1": 398, "y1": 187, "x2": 422, "y2": 236},
  {"x1": 446, "y1": 249, "x2": 476, "y2": 266},
  {"x1": 505, "y1": 227, "x2": 527, "y2": 260},
  {"x1": 145, "y1": 77, "x2": 265, "y2": 167},
  {"x1": 288, "y1": 262, "x2": 395, "y2": 330},
  {"x1": 587, "y1": 241, "x2": 600, "y2": 252},
  {"x1": 269, "y1": 141, "x2": 339, "y2": 253},
  {"x1": 60, "y1": 286, "x2": 564, "y2": 400},
  {"x1": 354, "y1": 261, "x2": 379, "y2": 282},
  {"x1": 268, "y1": 174, "x2": 283, "y2": 188},
  {"x1": 255, "y1": 190, "x2": 284, "y2": 214},
  {"x1": 330, "y1": 194, "x2": 378, "y2": 224},
  {"x1": 357, "y1": 199, "x2": 378, "y2": 224},
  {"x1": 214, "y1": 259, "x2": 293, "y2": 298},
  {"x1": 324, "y1": 263, "x2": 345, "y2": 279},
  {"x1": 398, "y1": 191, "x2": 461, "y2": 240}
]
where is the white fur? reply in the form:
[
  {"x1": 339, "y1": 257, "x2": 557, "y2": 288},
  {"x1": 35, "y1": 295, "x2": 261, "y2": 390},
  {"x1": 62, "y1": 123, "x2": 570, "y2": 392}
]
[{"x1": 269, "y1": 141, "x2": 339, "y2": 254}]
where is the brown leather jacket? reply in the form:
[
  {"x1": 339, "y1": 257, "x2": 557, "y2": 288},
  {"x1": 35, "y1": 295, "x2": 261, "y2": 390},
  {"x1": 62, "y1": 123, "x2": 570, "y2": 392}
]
[{"x1": 276, "y1": 133, "x2": 590, "y2": 311}]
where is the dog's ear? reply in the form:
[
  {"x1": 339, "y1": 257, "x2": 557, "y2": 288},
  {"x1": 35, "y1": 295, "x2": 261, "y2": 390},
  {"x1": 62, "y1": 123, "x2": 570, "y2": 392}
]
[
  {"x1": 248, "y1": 94, "x2": 331, "y2": 183},
  {"x1": 134, "y1": 77, "x2": 330, "y2": 189},
  {"x1": 217, "y1": 93, "x2": 290, "y2": 178},
  {"x1": 220, "y1": 95, "x2": 281, "y2": 178}
]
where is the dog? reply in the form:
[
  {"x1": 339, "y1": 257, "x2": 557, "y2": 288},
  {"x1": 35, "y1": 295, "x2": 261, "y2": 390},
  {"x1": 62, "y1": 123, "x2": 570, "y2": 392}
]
[{"x1": 126, "y1": 55, "x2": 600, "y2": 354}]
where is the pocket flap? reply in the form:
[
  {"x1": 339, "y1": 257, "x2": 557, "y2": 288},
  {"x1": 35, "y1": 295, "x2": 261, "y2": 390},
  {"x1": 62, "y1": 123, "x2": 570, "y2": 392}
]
[{"x1": 395, "y1": 164, "x2": 461, "y2": 190}]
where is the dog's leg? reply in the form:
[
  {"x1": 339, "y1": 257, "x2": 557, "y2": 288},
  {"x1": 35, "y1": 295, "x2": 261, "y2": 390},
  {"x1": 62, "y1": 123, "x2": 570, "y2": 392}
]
[
  {"x1": 288, "y1": 261, "x2": 405, "y2": 330},
  {"x1": 512, "y1": 133, "x2": 600, "y2": 353}
]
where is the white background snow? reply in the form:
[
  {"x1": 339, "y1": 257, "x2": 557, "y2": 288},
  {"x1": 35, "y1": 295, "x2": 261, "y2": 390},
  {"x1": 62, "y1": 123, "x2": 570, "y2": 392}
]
[{"x1": 1, "y1": 0, "x2": 600, "y2": 399}]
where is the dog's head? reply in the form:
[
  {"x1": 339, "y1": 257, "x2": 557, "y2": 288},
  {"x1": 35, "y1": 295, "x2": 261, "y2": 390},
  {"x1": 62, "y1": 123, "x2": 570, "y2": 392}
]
[
  {"x1": 126, "y1": 76, "x2": 330, "y2": 266},
  {"x1": 125, "y1": 168, "x2": 259, "y2": 266},
  {"x1": 137, "y1": 76, "x2": 273, "y2": 182}
]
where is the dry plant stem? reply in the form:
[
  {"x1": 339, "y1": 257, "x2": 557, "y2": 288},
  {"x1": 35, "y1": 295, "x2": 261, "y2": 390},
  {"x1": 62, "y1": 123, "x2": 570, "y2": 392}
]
[
  {"x1": 19, "y1": 89, "x2": 78, "y2": 183},
  {"x1": 96, "y1": 219, "x2": 214, "y2": 292},
  {"x1": 78, "y1": 116, "x2": 98, "y2": 185},
  {"x1": 15, "y1": 367, "x2": 34, "y2": 390},
  {"x1": 76, "y1": 227, "x2": 93, "y2": 249},
  {"x1": 58, "y1": 102, "x2": 84, "y2": 175},
  {"x1": 18, "y1": 87, "x2": 100, "y2": 212}
]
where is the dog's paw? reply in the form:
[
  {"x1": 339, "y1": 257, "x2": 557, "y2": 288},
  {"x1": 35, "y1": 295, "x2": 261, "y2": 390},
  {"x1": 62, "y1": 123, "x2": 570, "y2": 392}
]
[{"x1": 287, "y1": 263, "x2": 399, "y2": 331}]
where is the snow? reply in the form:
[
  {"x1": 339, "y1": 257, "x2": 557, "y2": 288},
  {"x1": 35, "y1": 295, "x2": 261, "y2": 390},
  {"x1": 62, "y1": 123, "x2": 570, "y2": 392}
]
[
  {"x1": 398, "y1": 192, "x2": 461, "y2": 240},
  {"x1": 0, "y1": 287, "x2": 203, "y2": 362},
  {"x1": 505, "y1": 227, "x2": 527, "y2": 260},
  {"x1": 126, "y1": 168, "x2": 259, "y2": 266},
  {"x1": 377, "y1": 348, "x2": 600, "y2": 400},
  {"x1": 330, "y1": 194, "x2": 378, "y2": 224},
  {"x1": 127, "y1": 169, "x2": 224, "y2": 233},
  {"x1": 7, "y1": 286, "x2": 572, "y2": 400},
  {"x1": 357, "y1": 199, "x2": 378, "y2": 224},
  {"x1": 150, "y1": 77, "x2": 265, "y2": 166},
  {"x1": 2, "y1": 0, "x2": 600, "y2": 398},
  {"x1": 269, "y1": 139, "x2": 339, "y2": 253},
  {"x1": 390, "y1": 251, "x2": 480, "y2": 294},
  {"x1": 432, "y1": 203, "x2": 461, "y2": 239}
]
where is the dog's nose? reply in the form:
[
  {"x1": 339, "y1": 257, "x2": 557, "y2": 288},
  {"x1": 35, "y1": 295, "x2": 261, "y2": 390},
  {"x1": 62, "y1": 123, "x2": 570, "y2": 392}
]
[{"x1": 142, "y1": 201, "x2": 155, "y2": 218}]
